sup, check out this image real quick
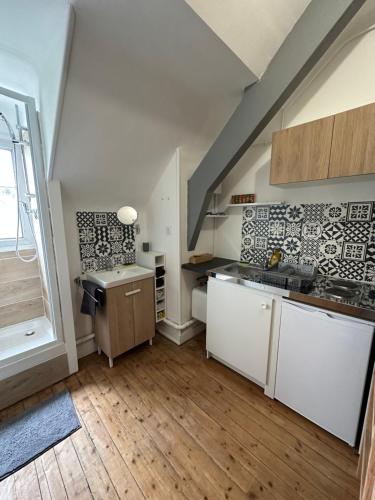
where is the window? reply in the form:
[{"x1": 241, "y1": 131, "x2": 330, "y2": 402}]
[
  {"x1": 0, "y1": 142, "x2": 32, "y2": 248},
  {"x1": 0, "y1": 148, "x2": 22, "y2": 240}
]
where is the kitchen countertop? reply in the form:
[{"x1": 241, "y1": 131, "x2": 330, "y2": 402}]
[
  {"x1": 207, "y1": 262, "x2": 375, "y2": 322},
  {"x1": 290, "y1": 275, "x2": 375, "y2": 322},
  {"x1": 182, "y1": 257, "x2": 236, "y2": 274}
]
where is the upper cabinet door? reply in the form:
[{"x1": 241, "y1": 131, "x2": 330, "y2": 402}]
[
  {"x1": 329, "y1": 102, "x2": 375, "y2": 178},
  {"x1": 270, "y1": 116, "x2": 334, "y2": 185}
]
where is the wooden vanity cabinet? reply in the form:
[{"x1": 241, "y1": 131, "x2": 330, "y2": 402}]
[
  {"x1": 270, "y1": 116, "x2": 334, "y2": 184},
  {"x1": 95, "y1": 277, "x2": 155, "y2": 366},
  {"x1": 329, "y1": 102, "x2": 375, "y2": 178}
]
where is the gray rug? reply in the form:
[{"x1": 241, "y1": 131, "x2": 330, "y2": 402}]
[{"x1": 0, "y1": 389, "x2": 81, "y2": 481}]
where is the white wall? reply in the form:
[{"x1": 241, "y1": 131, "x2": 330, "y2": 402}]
[
  {"x1": 180, "y1": 148, "x2": 215, "y2": 323},
  {"x1": 145, "y1": 147, "x2": 215, "y2": 326},
  {"x1": 214, "y1": 27, "x2": 375, "y2": 260},
  {"x1": 146, "y1": 151, "x2": 181, "y2": 323}
]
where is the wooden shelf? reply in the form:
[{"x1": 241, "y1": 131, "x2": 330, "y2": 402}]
[{"x1": 227, "y1": 201, "x2": 284, "y2": 207}]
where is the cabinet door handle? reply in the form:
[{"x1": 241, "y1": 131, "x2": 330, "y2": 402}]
[{"x1": 125, "y1": 288, "x2": 141, "y2": 296}]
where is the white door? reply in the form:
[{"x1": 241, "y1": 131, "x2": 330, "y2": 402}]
[
  {"x1": 207, "y1": 278, "x2": 273, "y2": 385},
  {"x1": 275, "y1": 300, "x2": 374, "y2": 445}
]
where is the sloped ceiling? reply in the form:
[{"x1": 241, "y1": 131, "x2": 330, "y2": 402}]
[
  {"x1": 184, "y1": 0, "x2": 311, "y2": 77},
  {"x1": 0, "y1": 0, "x2": 69, "y2": 73},
  {"x1": 53, "y1": 0, "x2": 256, "y2": 208}
]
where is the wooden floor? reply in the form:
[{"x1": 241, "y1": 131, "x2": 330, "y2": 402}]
[{"x1": 0, "y1": 334, "x2": 360, "y2": 500}]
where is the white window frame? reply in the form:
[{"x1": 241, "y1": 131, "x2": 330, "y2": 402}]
[{"x1": 0, "y1": 138, "x2": 33, "y2": 249}]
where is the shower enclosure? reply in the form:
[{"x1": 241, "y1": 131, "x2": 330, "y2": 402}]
[{"x1": 0, "y1": 86, "x2": 64, "y2": 380}]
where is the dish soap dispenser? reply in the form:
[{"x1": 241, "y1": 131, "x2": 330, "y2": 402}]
[{"x1": 268, "y1": 248, "x2": 282, "y2": 269}]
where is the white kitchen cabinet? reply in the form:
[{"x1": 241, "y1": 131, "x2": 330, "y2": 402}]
[{"x1": 206, "y1": 277, "x2": 273, "y2": 386}]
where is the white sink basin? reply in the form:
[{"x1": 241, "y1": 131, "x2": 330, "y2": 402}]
[{"x1": 86, "y1": 265, "x2": 154, "y2": 289}]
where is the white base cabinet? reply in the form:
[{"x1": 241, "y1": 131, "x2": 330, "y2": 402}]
[{"x1": 206, "y1": 277, "x2": 273, "y2": 386}]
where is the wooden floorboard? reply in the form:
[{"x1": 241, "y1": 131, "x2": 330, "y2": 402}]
[{"x1": 0, "y1": 333, "x2": 360, "y2": 499}]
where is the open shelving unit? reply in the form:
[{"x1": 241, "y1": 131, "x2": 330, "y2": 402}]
[{"x1": 136, "y1": 251, "x2": 166, "y2": 323}]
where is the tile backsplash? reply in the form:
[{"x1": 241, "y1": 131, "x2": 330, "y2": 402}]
[
  {"x1": 76, "y1": 211, "x2": 135, "y2": 272},
  {"x1": 240, "y1": 202, "x2": 375, "y2": 282}
]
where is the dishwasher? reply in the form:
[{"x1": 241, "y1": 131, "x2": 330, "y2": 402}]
[{"x1": 275, "y1": 300, "x2": 374, "y2": 446}]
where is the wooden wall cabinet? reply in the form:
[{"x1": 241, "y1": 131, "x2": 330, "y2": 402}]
[
  {"x1": 270, "y1": 102, "x2": 375, "y2": 184},
  {"x1": 95, "y1": 277, "x2": 155, "y2": 367},
  {"x1": 329, "y1": 102, "x2": 375, "y2": 178},
  {"x1": 270, "y1": 116, "x2": 334, "y2": 185}
]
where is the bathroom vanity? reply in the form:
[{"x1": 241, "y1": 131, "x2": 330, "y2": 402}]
[{"x1": 87, "y1": 266, "x2": 155, "y2": 367}]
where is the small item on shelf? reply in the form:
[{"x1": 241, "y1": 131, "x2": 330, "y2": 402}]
[
  {"x1": 156, "y1": 289, "x2": 164, "y2": 301},
  {"x1": 157, "y1": 310, "x2": 165, "y2": 321},
  {"x1": 189, "y1": 253, "x2": 213, "y2": 265},
  {"x1": 230, "y1": 193, "x2": 256, "y2": 204},
  {"x1": 156, "y1": 277, "x2": 164, "y2": 288},
  {"x1": 155, "y1": 266, "x2": 165, "y2": 278}
]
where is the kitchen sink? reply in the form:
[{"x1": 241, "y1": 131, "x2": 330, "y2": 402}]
[{"x1": 86, "y1": 265, "x2": 154, "y2": 288}]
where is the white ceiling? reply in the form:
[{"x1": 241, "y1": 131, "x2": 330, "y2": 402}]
[
  {"x1": 54, "y1": 0, "x2": 256, "y2": 208},
  {"x1": 184, "y1": 0, "x2": 311, "y2": 77}
]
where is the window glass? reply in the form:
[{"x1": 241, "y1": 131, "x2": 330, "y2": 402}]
[{"x1": 0, "y1": 148, "x2": 22, "y2": 239}]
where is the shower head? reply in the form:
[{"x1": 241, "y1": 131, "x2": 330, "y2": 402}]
[{"x1": 0, "y1": 111, "x2": 17, "y2": 142}]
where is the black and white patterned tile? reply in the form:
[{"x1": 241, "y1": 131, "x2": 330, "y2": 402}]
[
  {"x1": 302, "y1": 222, "x2": 322, "y2": 240},
  {"x1": 365, "y1": 242, "x2": 375, "y2": 264},
  {"x1": 342, "y1": 242, "x2": 367, "y2": 261},
  {"x1": 338, "y1": 261, "x2": 365, "y2": 281},
  {"x1": 76, "y1": 211, "x2": 136, "y2": 272},
  {"x1": 241, "y1": 201, "x2": 374, "y2": 282},
  {"x1": 347, "y1": 202, "x2": 373, "y2": 222},
  {"x1": 253, "y1": 221, "x2": 269, "y2": 238},
  {"x1": 242, "y1": 221, "x2": 256, "y2": 236},
  {"x1": 285, "y1": 222, "x2": 302, "y2": 238},
  {"x1": 77, "y1": 211, "x2": 94, "y2": 228},
  {"x1": 323, "y1": 203, "x2": 347, "y2": 222},
  {"x1": 256, "y1": 206, "x2": 270, "y2": 221},
  {"x1": 303, "y1": 203, "x2": 325, "y2": 222},
  {"x1": 319, "y1": 239, "x2": 343, "y2": 260},
  {"x1": 365, "y1": 264, "x2": 375, "y2": 283},
  {"x1": 282, "y1": 236, "x2": 301, "y2": 256},
  {"x1": 269, "y1": 220, "x2": 285, "y2": 239},
  {"x1": 285, "y1": 204, "x2": 304, "y2": 222},
  {"x1": 344, "y1": 222, "x2": 372, "y2": 243},
  {"x1": 269, "y1": 204, "x2": 287, "y2": 221},
  {"x1": 300, "y1": 239, "x2": 320, "y2": 258},
  {"x1": 243, "y1": 206, "x2": 256, "y2": 221},
  {"x1": 321, "y1": 222, "x2": 345, "y2": 241}
]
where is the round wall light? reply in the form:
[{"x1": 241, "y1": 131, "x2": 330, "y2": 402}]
[{"x1": 117, "y1": 206, "x2": 138, "y2": 225}]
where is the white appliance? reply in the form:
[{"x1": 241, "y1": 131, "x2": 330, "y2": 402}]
[
  {"x1": 192, "y1": 285, "x2": 207, "y2": 323},
  {"x1": 275, "y1": 300, "x2": 374, "y2": 446}
]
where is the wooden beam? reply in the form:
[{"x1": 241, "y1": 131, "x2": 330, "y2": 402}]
[{"x1": 187, "y1": 0, "x2": 366, "y2": 249}]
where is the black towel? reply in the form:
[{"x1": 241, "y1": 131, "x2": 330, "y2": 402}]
[{"x1": 80, "y1": 280, "x2": 105, "y2": 317}]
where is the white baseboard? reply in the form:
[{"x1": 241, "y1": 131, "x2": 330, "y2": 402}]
[
  {"x1": 157, "y1": 320, "x2": 205, "y2": 345},
  {"x1": 76, "y1": 336, "x2": 97, "y2": 359}
]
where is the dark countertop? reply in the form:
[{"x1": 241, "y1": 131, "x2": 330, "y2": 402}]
[
  {"x1": 290, "y1": 275, "x2": 375, "y2": 322},
  {"x1": 206, "y1": 261, "x2": 375, "y2": 322},
  {"x1": 182, "y1": 257, "x2": 236, "y2": 274}
]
